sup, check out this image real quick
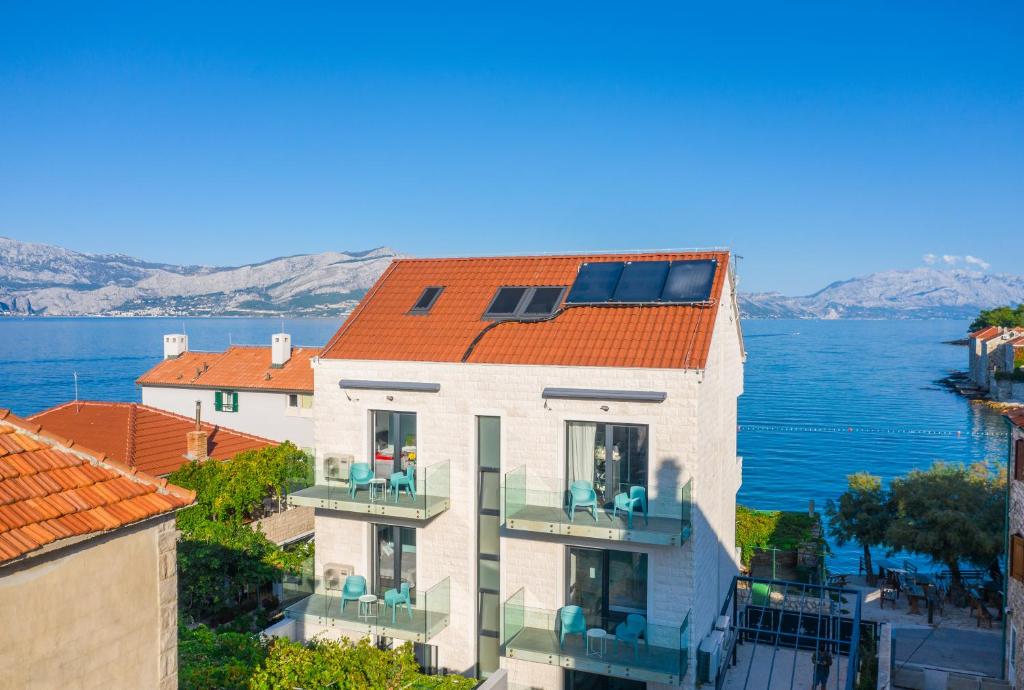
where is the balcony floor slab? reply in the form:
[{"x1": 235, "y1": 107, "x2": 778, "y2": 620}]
[
  {"x1": 284, "y1": 593, "x2": 447, "y2": 644},
  {"x1": 505, "y1": 505, "x2": 688, "y2": 546},
  {"x1": 505, "y1": 625, "x2": 685, "y2": 685}
]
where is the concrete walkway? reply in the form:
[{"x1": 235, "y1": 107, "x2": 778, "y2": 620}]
[{"x1": 892, "y1": 626, "x2": 1002, "y2": 678}]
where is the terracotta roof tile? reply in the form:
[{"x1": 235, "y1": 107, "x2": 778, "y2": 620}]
[
  {"x1": 0, "y1": 410, "x2": 194, "y2": 565},
  {"x1": 1009, "y1": 409, "x2": 1024, "y2": 428},
  {"x1": 30, "y1": 401, "x2": 276, "y2": 477},
  {"x1": 971, "y1": 326, "x2": 1002, "y2": 339},
  {"x1": 321, "y1": 251, "x2": 731, "y2": 369},
  {"x1": 136, "y1": 346, "x2": 316, "y2": 393}
]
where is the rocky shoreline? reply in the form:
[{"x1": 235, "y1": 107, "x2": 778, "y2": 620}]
[{"x1": 937, "y1": 370, "x2": 1024, "y2": 412}]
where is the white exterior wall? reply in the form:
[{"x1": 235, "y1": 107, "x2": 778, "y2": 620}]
[
  {"x1": 309, "y1": 282, "x2": 744, "y2": 688},
  {"x1": 140, "y1": 386, "x2": 314, "y2": 448}
]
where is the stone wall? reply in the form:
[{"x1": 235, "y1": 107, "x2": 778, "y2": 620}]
[
  {"x1": 252, "y1": 506, "x2": 314, "y2": 545},
  {"x1": 0, "y1": 514, "x2": 177, "y2": 690},
  {"x1": 1007, "y1": 421, "x2": 1024, "y2": 688}
]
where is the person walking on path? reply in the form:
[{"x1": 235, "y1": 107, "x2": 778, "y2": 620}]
[{"x1": 812, "y1": 645, "x2": 833, "y2": 689}]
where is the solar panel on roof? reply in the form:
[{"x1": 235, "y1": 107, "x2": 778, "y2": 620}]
[
  {"x1": 660, "y1": 259, "x2": 717, "y2": 303},
  {"x1": 565, "y1": 262, "x2": 624, "y2": 304},
  {"x1": 612, "y1": 261, "x2": 670, "y2": 302}
]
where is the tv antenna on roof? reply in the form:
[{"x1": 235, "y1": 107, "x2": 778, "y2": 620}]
[{"x1": 73, "y1": 371, "x2": 79, "y2": 413}]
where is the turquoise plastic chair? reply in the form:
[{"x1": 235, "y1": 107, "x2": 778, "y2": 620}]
[
  {"x1": 559, "y1": 605, "x2": 587, "y2": 649},
  {"x1": 390, "y1": 465, "x2": 416, "y2": 502},
  {"x1": 612, "y1": 486, "x2": 649, "y2": 528},
  {"x1": 340, "y1": 575, "x2": 366, "y2": 614},
  {"x1": 567, "y1": 481, "x2": 598, "y2": 522},
  {"x1": 615, "y1": 614, "x2": 647, "y2": 657},
  {"x1": 384, "y1": 582, "x2": 413, "y2": 624},
  {"x1": 349, "y1": 463, "x2": 375, "y2": 498}
]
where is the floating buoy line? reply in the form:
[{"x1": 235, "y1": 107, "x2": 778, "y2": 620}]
[{"x1": 737, "y1": 423, "x2": 1007, "y2": 439}]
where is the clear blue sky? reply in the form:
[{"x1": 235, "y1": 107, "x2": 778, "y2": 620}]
[{"x1": 1, "y1": 2, "x2": 1020, "y2": 293}]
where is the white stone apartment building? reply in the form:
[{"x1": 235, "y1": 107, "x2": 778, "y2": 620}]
[
  {"x1": 1007, "y1": 409, "x2": 1024, "y2": 688},
  {"x1": 137, "y1": 333, "x2": 317, "y2": 449},
  {"x1": 274, "y1": 251, "x2": 745, "y2": 690},
  {"x1": 970, "y1": 326, "x2": 1024, "y2": 396}
]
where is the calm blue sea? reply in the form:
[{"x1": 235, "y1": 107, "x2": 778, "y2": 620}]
[{"x1": 0, "y1": 317, "x2": 1008, "y2": 571}]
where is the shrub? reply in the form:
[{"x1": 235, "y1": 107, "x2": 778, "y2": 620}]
[{"x1": 736, "y1": 505, "x2": 820, "y2": 566}]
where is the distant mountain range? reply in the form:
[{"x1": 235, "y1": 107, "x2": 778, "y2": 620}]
[
  {"x1": 0, "y1": 237, "x2": 399, "y2": 316},
  {"x1": 739, "y1": 268, "x2": 1024, "y2": 319},
  {"x1": 2, "y1": 237, "x2": 1022, "y2": 319}
]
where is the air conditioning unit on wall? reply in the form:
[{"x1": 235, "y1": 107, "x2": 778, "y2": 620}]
[
  {"x1": 322, "y1": 563, "x2": 355, "y2": 592},
  {"x1": 323, "y1": 453, "x2": 353, "y2": 482},
  {"x1": 697, "y1": 629, "x2": 726, "y2": 684}
]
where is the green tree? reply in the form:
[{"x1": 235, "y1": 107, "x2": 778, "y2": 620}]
[
  {"x1": 248, "y1": 637, "x2": 476, "y2": 690},
  {"x1": 825, "y1": 473, "x2": 891, "y2": 581},
  {"x1": 886, "y1": 462, "x2": 1005, "y2": 590},
  {"x1": 179, "y1": 624, "x2": 269, "y2": 690},
  {"x1": 170, "y1": 443, "x2": 314, "y2": 627},
  {"x1": 970, "y1": 303, "x2": 1024, "y2": 331}
]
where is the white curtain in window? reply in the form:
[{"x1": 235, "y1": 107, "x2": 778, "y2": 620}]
[{"x1": 567, "y1": 422, "x2": 597, "y2": 485}]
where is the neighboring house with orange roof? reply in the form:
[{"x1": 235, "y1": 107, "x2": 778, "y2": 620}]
[
  {"x1": 969, "y1": 325, "x2": 1003, "y2": 388},
  {"x1": 137, "y1": 332, "x2": 316, "y2": 448},
  {"x1": 0, "y1": 407, "x2": 193, "y2": 690},
  {"x1": 991, "y1": 334, "x2": 1024, "y2": 403},
  {"x1": 29, "y1": 400, "x2": 277, "y2": 476},
  {"x1": 271, "y1": 251, "x2": 745, "y2": 688}
]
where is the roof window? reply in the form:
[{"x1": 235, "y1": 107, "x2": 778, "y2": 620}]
[
  {"x1": 409, "y1": 286, "x2": 444, "y2": 314},
  {"x1": 483, "y1": 286, "x2": 566, "y2": 320}
]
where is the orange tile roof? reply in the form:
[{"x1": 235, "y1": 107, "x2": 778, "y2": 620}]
[
  {"x1": 29, "y1": 402, "x2": 276, "y2": 477},
  {"x1": 0, "y1": 408, "x2": 194, "y2": 565},
  {"x1": 136, "y1": 345, "x2": 316, "y2": 393},
  {"x1": 1008, "y1": 408, "x2": 1024, "y2": 428},
  {"x1": 970, "y1": 326, "x2": 1003, "y2": 340},
  {"x1": 321, "y1": 251, "x2": 731, "y2": 369}
]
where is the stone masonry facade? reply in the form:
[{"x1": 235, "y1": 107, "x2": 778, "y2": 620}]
[
  {"x1": 1008, "y1": 419, "x2": 1024, "y2": 688},
  {"x1": 156, "y1": 514, "x2": 180, "y2": 690},
  {"x1": 303, "y1": 275, "x2": 744, "y2": 689}
]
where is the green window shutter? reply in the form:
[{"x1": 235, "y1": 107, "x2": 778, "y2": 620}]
[
  {"x1": 232, "y1": 392, "x2": 239, "y2": 412},
  {"x1": 214, "y1": 391, "x2": 223, "y2": 411}
]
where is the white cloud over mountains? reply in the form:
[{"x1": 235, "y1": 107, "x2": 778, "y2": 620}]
[{"x1": 922, "y1": 253, "x2": 991, "y2": 270}]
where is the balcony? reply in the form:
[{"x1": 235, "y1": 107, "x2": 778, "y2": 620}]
[
  {"x1": 502, "y1": 467, "x2": 692, "y2": 546},
  {"x1": 502, "y1": 589, "x2": 690, "y2": 685},
  {"x1": 283, "y1": 577, "x2": 451, "y2": 644},
  {"x1": 287, "y1": 461, "x2": 450, "y2": 521}
]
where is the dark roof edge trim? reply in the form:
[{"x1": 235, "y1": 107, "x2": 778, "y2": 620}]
[
  {"x1": 541, "y1": 387, "x2": 667, "y2": 403},
  {"x1": 339, "y1": 379, "x2": 441, "y2": 393}
]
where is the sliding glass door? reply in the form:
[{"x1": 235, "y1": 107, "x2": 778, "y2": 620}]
[
  {"x1": 566, "y1": 422, "x2": 648, "y2": 506},
  {"x1": 371, "y1": 411, "x2": 417, "y2": 475},
  {"x1": 567, "y1": 546, "x2": 647, "y2": 627},
  {"x1": 374, "y1": 525, "x2": 416, "y2": 603}
]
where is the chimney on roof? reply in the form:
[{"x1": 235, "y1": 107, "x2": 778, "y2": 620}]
[
  {"x1": 164, "y1": 334, "x2": 188, "y2": 360},
  {"x1": 271, "y1": 333, "x2": 292, "y2": 368},
  {"x1": 186, "y1": 400, "x2": 208, "y2": 462}
]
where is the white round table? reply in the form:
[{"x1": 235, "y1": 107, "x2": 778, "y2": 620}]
[
  {"x1": 586, "y1": 628, "x2": 607, "y2": 657},
  {"x1": 368, "y1": 478, "x2": 388, "y2": 503},
  {"x1": 358, "y1": 594, "x2": 378, "y2": 620}
]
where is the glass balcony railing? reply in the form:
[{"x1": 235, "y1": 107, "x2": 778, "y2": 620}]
[
  {"x1": 502, "y1": 588, "x2": 691, "y2": 685},
  {"x1": 502, "y1": 468, "x2": 692, "y2": 546},
  {"x1": 284, "y1": 576, "x2": 451, "y2": 644},
  {"x1": 287, "y1": 461, "x2": 450, "y2": 521}
]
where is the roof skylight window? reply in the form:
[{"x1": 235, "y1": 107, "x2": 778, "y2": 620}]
[
  {"x1": 410, "y1": 286, "x2": 444, "y2": 314},
  {"x1": 483, "y1": 286, "x2": 566, "y2": 320}
]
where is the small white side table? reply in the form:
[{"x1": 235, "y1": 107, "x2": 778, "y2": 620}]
[
  {"x1": 586, "y1": 628, "x2": 607, "y2": 658},
  {"x1": 358, "y1": 594, "x2": 378, "y2": 621},
  {"x1": 369, "y1": 478, "x2": 388, "y2": 503}
]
